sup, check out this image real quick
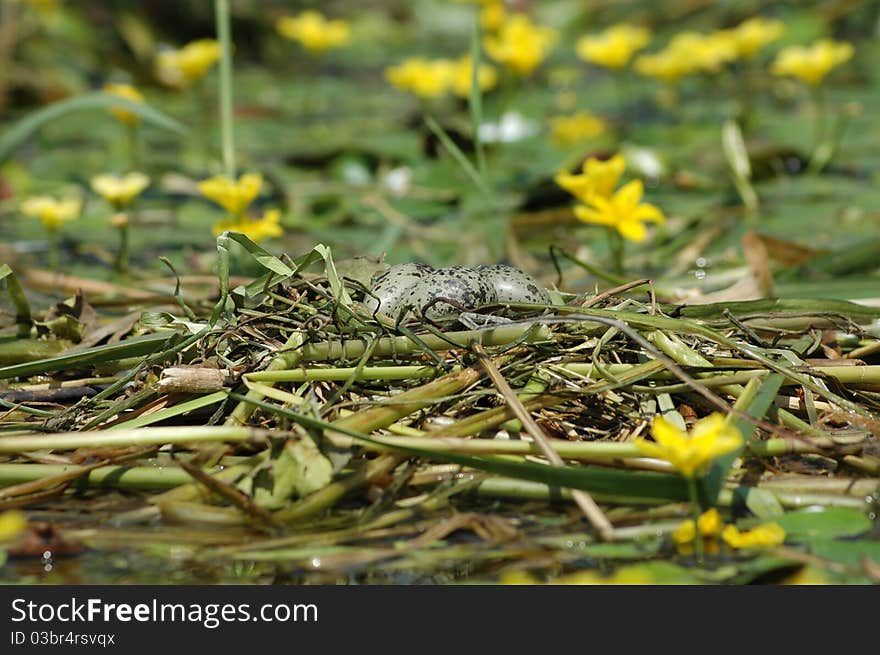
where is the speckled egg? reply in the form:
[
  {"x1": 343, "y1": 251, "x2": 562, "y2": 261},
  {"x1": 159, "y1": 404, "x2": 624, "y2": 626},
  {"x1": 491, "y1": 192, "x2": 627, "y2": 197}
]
[
  {"x1": 404, "y1": 266, "x2": 496, "y2": 321},
  {"x1": 364, "y1": 262, "x2": 433, "y2": 318},
  {"x1": 477, "y1": 264, "x2": 550, "y2": 305}
]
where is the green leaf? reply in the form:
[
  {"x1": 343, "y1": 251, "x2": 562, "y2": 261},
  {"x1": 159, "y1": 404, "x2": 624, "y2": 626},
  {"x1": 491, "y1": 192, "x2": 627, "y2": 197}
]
[
  {"x1": 275, "y1": 435, "x2": 334, "y2": 499},
  {"x1": 703, "y1": 374, "x2": 784, "y2": 504},
  {"x1": 0, "y1": 264, "x2": 31, "y2": 336},
  {"x1": 0, "y1": 92, "x2": 186, "y2": 165},
  {"x1": 776, "y1": 507, "x2": 871, "y2": 540},
  {"x1": 804, "y1": 539, "x2": 880, "y2": 568}
]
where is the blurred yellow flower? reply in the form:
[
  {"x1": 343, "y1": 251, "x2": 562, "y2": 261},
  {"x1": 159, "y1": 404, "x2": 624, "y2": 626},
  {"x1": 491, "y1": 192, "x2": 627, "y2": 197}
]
[
  {"x1": 91, "y1": 172, "x2": 150, "y2": 209},
  {"x1": 576, "y1": 23, "x2": 651, "y2": 71},
  {"x1": 555, "y1": 153, "x2": 625, "y2": 201},
  {"x1": 480, "y1": 1, "x2": 506, "y2": 32},
  {"x1": 728, "y1": 17, "x2": 784, "y2": 59},
  {"x1": 104, "y1": 83, "x2": 145, "y2": 126},
  {"x1": 385, "y1": 58, "x2": 455, "y2": 99},
  {"x1": 0, "y1": 510, "x2": 27, "y2": 543},
  {"x1": 199, "y1": 172, "x2": 263, "y2": 217},
  {"x1": 276, "y1": 10, "x2": 351, "y2": 54},
  {"x1": 672, "y1": 508, "x2": 725, "y2": 545},
  {"x1": 451, "y1": 55, "x2": 498, "y2": 97},
  {"x1": 21, "y1": 195, "x2": 81, "y2": 230},
  {"x1": 212, "y1": 209, "x2": 283, "y2": 242},
  {"x1": 550, "y1": 112, "x2": 607, "y2": 145},
  {"x1": 771, "y1": 39, "x2": 854, "y2": 86},
  {"x1": 156, "y1": 39, "x2": 222, "y2": 89},
  {"x1": 721, "y1": 522, "x2": 786, "y2": 549},
  {"x1": 483, "y1": 13, "x2": 557, "y2": 76},
  {"x1": 634, "y1": 49, "x2": 694, "y2": 83},
  {"x1": 634, "y1": 413, "x2": 742, "y2": 477},
  {"x1": 574, "y1": 179, "x2": 665, "y2": 242}
]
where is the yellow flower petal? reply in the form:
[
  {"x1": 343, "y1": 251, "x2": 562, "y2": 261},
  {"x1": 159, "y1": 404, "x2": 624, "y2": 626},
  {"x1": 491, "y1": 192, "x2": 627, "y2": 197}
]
[
  {"x1": 199, "y1": 172, "x2": 263, "y2": 217},
  {"x1": 104, "y1": 83, "x2": 144, "y2": 125}
]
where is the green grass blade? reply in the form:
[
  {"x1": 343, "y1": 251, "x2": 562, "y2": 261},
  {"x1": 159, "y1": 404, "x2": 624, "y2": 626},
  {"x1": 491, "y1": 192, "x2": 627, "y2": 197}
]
[
  {"x1": 702, "y1": 373, "x2": 785, "y2": 504},
  {"x1": 0, "y1": 92, "x2": 186, "y2": 165},
  {"x1": 469, "y1": 16, "x2": 487, "y2": 180},
  {"x1": 231, "y1": 394, "x2": 691, "y2": 502},
  {"x1": 425, "y1": 115, "x2": 492, "y2": 199},
  {"x1": 0, "y1": 331, "x2": 178, "y2": 380}
]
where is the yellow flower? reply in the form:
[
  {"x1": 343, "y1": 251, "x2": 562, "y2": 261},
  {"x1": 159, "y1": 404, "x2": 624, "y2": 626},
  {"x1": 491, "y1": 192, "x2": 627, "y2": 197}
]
[
  {"x1": 385, "y1": 58, "x2": 455, "y2": 99},
  {"x1": 550, "y1": 112, "x2": 607, "y2": 146},
  {"x1": 0, "y1": 510, "x2": 27, "y2": 543},
  {"x1": 21, "y1": 195, "x2": 81, "y2": 230},
  {"x1": 212, "y1": 209, "x2": 283, "y2": 242},
  {"x1": 728, "y1": 17, "x2": 784, "y2": 59},
  {"x1": 574, "y1": 179, "x2": 666, "y2": 242},
  {"x1": 91, "y1": 172, "x2": 150, "y2": 209},
  {"x1": 721, "y1": 522, "x2": 786, "y2": 549},
  {"x1": 672, "y1": 508, "x2": 725, "y2": 546},
  {"x1": 483, "y1": 13, "x2": 557, "y2": 76},
  {"x1": 480, "y1": 1, "x2": 506, "y2": 32},
  {"x1": 634, "y1": 413, "x2": 742, "y2": 477},
  {"x1": 198, "y1": 172, "x2": 263, "y2": 217},
  {"x1": 576, "y1": 23, "x2": 651, "y2": 71},
  {"x1": 104, "y1": 83, "x2": 145, "y2": 126},
  {"x1": 450, "y1": 55, "x2": 498, "y2": 98},
  {"x1": 156, "y1": 39, "x2": 222, "y2": 89},
  {"x1": 771, "y1": 39, "x2": 854, "y2": 86},
  {"x1": 276, "y1": 10, "x2": 351, "y2": 54},
  {"x1": 634, "y1": 49, "x2": 694, "y2": 83},
  {"x1": 555, "y1": 153, "x2": 625, "y2": 201}
]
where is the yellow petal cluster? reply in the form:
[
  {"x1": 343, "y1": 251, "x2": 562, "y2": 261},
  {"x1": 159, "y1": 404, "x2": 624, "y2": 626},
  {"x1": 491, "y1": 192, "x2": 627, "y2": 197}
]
[
  {"x1": 104, "y1": 83, "x2": 145, "y2": 126},
  {"x1": 90, "y1": 172, "x2": 150, "y2": 209},
  {"x1": 198, "y1": 172, "x2": 263, "y2": 217},
  {"x1": 727, "y1": 17, "x2": 784, "y2": 59},
  {"x1": 386, "y1": 58, "x2": 456, "y2": 99},
  {"x1": 635, "y1": 30, "x2": 738, "y2": 82},
  {"x1": 771, "y1": 39, "x2": 854, "y2": 86},
  {"x1": 550, "y1": 112, "x2": 607, "y2": 145},
  {"x1": 672, "y1": 508, "x2": 785, "y2": 554},
  {"x1": 21, "y1": 195, "x2": 81, "y2": 230},
  {"x1": 483, "y1": 13, "x2": 557, "y2": 76},
  {"x1": 672, "y1": 508, "x2": 725, "y2": 546},
  {"x1": 576, "y1": 23, "x2": 651, "y2": 71},
  {"x1": 212, "y1": 209, "x2": 283, "y2": 243},
  {"x1": 721, "y1": 522, "x2": 787, "y2": 549},
  {"x1": 554, "y1": 153, "x2": 625, "y2": 200},
  {"x1": 276, "y1": 10, "x2": 351, "y2": 54},
  {"x1": 156, "y1": 39, "x2": 222, "y2": 89},
  {"x1": 634, "y1": 413, "x2": 743, "y2": 478},
  {"x1": 573, "y1": 179, "x2": 666, "y2": 242},
  {"x1": 386, "y1": 56, "x2": 497, "y2": 99}
]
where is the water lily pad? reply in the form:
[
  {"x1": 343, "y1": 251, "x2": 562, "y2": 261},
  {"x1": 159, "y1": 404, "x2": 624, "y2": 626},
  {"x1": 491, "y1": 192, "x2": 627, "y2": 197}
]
[{"x1": 776, "y1": 507, "x2": 871, "y2": 540}]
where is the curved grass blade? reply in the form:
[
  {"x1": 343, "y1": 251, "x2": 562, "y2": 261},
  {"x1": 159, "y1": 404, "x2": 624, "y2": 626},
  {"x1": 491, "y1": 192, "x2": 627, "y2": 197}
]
[
  {"x1": 231, "y1": 394, "x2": 691, "y2": 502},
  {"x1": 0, "y1": 92, "x2": 186, "y2": 165},
  {"x1": 0, "y1": 331, "x2": 178, "y2": 380}
]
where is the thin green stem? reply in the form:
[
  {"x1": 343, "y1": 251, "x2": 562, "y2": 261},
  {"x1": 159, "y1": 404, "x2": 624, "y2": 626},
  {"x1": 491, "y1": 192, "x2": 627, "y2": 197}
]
[
  {"x1": 214, "y1": 0, "x2": 235, "y2": 178},
  {"x1": 687, "y1": 476, "x2": 704, "y2": 564},
  {"x1": 114, "y1": 222, "x2": 130, "y2": 273},
  {"x1": 608, "y1": 228, "x2": 624, "y2": 275}
]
